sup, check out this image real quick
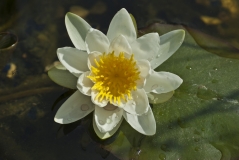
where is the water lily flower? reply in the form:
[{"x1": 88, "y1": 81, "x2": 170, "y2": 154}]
[{"x1": 49, "y1": 8, "x2": 185, "y2": 139}]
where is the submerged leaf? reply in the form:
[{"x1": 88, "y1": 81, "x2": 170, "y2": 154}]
[{"x1": 186, "y1": 27, "x2": 239, "y2": 59}]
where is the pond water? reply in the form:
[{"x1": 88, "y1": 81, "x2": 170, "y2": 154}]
[{"x1": 1, "y1": 0, "x2": 239, "y2": 160}]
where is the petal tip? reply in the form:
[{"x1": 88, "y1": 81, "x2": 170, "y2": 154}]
[
  {"x1": 176, "y1": 29, "x2": 185, "y2": 39},
  {"x1": 147, "y1": 131, "x2": 156, "y2": 136},
  {"x1": 180, "y1": 78, "x2": 183, "y2": 84},
  {"x1": 119, "y1": 8, "x2": 128, "y2": 13},
  {"x1": 176, "y1": 75, "x2": 183, "y2": 86},
  {"x1": 144, "y1": 127, "x2": 156, "y2": 136},
  {"x1": 54, "y1": 117, "x2": 63, "y2": 124},
  {"x1": 181, "y1": 29, "x2": 185, "y2": 39},
  {"x1": 65, "y1": 12, "x2": 76, "y2": 17}
]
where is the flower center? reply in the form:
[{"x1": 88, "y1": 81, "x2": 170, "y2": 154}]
[{"x1": 88, "y1": 52, "x2": 140, "y2": 105}]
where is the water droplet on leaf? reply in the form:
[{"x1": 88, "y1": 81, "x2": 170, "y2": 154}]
[
  {"x1": 211, "y1": 79, "x2": 218, "y2": 83},
  {"x1": 161, "y1": 144, "x2": 170, "y2": 152},
  {"x1": 194, "y1": 138, "x2": 200, "y2": 142},
  {"x1": 99, "y1": 120, "x2": 104, "y2": 125},
  {"x1": 196, "y1": 85, "x2": 222, "y2": 100},
  {"x1": 147, "y1": 57, "x2": 153, "y2": 61},
  {"x1": 106, "y1": 119, "x2": 112, "y2": 124},
  {"x1": 195, "y1": 146, "x2": 200, "y2": 151},
  {"x1": 158, "y1": 86, "x2": 165, "y2": 92},
  {"x1": 153, "y1": 98, "x2": 158, "y2": 104},
  {"x1": 151, "y1": 84, "x2": 158, "y2": 90},
  {"x1": 158, "y1": 153, "x2": 166, "y2": 160},
  {"x1": 186, "y1": 65, "x2": 192, "y2": 70}
]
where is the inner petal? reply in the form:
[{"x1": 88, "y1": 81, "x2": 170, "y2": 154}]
[{"x1": 87, "y1": 51, "x2": 140, "y2": 105}]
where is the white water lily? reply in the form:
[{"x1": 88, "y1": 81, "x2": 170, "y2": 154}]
[{"x1": 49, "y1": 8, "x2": 185, "y2": 139}]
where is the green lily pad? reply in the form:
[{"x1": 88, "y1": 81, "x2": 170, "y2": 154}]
[{"x1": 104, "y1": 24, "x2": 239, "y2": 160}]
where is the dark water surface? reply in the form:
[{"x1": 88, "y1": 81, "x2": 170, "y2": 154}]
[{"x1": 0, "y1": 0, "x2": 239, "y2": 159}]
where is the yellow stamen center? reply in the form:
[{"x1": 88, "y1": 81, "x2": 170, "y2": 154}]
[{"x1": 87, "y1": 52, "x2": 140, "y2": 105}]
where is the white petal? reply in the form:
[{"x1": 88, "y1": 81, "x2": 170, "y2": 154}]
[
  {"x1": 94, "y1": 104, "x2": 123, "y2": 133},
  {"x1": 107, "y1": 8, "x2": 136, "y2": 43},
  {"x1": 124, "y1": 89, "x2": 149, "y2": 115},
  {"x1": 136, "y1": 60, "x2": 150, "y2": 89},
  {"x1": 57, "y1": 47, "x2": 89, "y2": 77},
  {"x1": 131, "y1": 33, "x2": 160, "y2": 61},
  {"x1": 65, "y1": 12, "x2": 91, "y2": 50},
  {"x1": 85, "y1": 28, "x2": 110, "y2": 54},
  {"x1": 137, "y1": 60, "x2": 151, "y2": 79},
  {"x1": 123, "y1": 106, "x2": 156, "y2": 135},
  {"x1": 136, "y1": 77, "x2": 146, "y2": 89},
  {"x1": 144, "y1": 71, "x2": 183, "y2": 94},
  {"x1": 151, "y1": 29, "x2": 185, "y2": 69},
  {"x1": 91, "y1": 90, "x2": 108, "y2": 107},
  {"x1": 77, "y1": 71, "x2": 93, "y2": 96},
  {"x1": 93, "y1": 116, "x2": 123, "y2": 139},
  {"x1": 147, "y1": 91, "x2": 174, "y2": 104},
  {"x1": 54, "y1": 91, "x2": 94, "y2": 124},
  {"x1": 109, "y1": 96, "x2": 126, "y2": 108},
  {"x1": 109, "y1": 35, "x2": 132, "y2": 56},
  {"x1": 48, "y1": 67, "x2": 77, "y2": 89},
  {"x1": 87, "y1": 51, "x2": 102, "y2": 69}
]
